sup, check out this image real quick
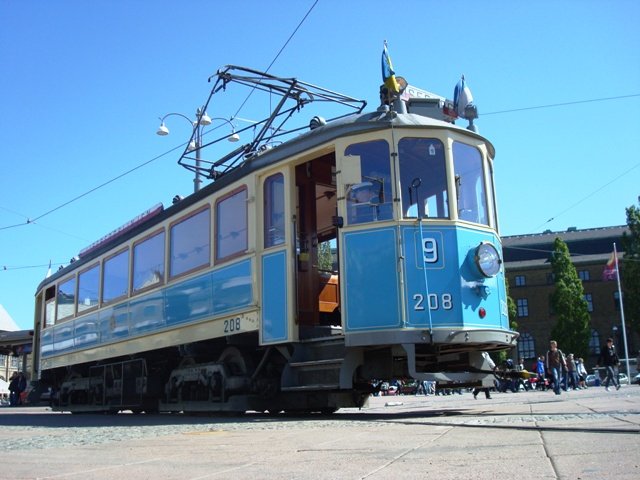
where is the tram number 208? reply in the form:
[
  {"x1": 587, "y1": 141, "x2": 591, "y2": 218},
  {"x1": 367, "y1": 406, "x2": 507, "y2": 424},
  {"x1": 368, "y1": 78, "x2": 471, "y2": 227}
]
[
  {"x1": 224, "y1": 317, "x2": 242, "y2": 333},
  {"x1": 413, "y1": 293, "x2": 453, "y2": 311}
]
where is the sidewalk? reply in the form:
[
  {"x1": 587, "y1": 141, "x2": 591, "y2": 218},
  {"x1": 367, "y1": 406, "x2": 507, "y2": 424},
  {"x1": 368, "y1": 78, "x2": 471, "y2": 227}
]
[{"x1": 0, "y1": 385, "x2": 638, "y2": 479}]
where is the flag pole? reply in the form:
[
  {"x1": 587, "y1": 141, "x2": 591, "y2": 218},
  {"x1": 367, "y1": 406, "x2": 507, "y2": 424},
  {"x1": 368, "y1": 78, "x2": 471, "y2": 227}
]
[{"x1": 613, "y1": 242, "x2": 631, "y2": 381}]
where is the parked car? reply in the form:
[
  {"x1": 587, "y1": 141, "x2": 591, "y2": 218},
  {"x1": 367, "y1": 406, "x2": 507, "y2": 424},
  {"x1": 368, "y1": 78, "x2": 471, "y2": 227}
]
[{"x1": 633, "y1": 373, "x2": 640, "y2": 385}]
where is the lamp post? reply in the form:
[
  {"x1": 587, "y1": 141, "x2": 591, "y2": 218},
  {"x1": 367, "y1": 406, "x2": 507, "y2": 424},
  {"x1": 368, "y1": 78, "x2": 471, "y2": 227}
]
[{"x1": 156, "y1": 109, "x2": 239, "y2": 193}]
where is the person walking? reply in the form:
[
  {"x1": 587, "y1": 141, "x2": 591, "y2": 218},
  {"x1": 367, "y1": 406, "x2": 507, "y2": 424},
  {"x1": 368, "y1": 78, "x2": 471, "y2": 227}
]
[
  {"x1": 546, "y1": 340, "x2": 567, "y2": 395},
  {"x1": 576, "y1": 357, "x2": 588, "y2": 389},
  {"x1": 535, "y1": 355, "x2": 547, "y2": 391},
  {"x1": 596, "y1": 337, "x2": 620, "y2": 391},
  {"x1": 472, "y1": 352, "x2": 496, "y2": 399},
  {"x1": 566, "y1": 354, "x2": 579, "y2": 390},
  {"x1": 8, "y1": 372, "x2": 20, "y2": 406}
]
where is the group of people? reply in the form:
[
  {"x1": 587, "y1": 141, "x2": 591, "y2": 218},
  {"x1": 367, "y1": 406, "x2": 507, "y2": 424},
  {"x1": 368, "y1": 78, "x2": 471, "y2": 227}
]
[
  {"x1": 540, "y1": 338, "x2": 621, "y2": 395},
  {"x1": 472, "y1": 337, "x2": 625, "y2": 400},
  {"x1": 7, "y1": 371, "x2": 27, "y2": 406}
]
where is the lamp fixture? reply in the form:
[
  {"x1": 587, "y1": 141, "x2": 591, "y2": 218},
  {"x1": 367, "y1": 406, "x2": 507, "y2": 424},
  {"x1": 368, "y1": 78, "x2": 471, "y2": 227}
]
[{"x1": 156, "y1": 122, "x2": 169, "y2": 136}]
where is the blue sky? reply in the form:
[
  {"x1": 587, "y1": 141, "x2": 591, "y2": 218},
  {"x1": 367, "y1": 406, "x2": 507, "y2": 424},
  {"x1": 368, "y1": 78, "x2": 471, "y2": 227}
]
[{"x1": 1, "y1": 0, "x2": 639, "y2": 329}]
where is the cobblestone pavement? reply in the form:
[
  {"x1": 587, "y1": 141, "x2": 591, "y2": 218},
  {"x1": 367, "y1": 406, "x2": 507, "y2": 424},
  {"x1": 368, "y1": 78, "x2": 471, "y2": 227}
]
[{"x1": 0, "y1": 386, "x2": 639, "y2": 479}]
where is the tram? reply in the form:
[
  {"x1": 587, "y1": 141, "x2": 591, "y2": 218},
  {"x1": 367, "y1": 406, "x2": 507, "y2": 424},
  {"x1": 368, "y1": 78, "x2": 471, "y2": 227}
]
[{"x1": 30, "y1": 64, "x2": 517, "y2": 413}]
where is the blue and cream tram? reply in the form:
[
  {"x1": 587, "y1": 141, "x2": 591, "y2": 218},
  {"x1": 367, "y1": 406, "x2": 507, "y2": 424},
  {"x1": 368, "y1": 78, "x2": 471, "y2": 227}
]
[{"x1": 30, "y1": 65, "x2": 517, "y2": 413}]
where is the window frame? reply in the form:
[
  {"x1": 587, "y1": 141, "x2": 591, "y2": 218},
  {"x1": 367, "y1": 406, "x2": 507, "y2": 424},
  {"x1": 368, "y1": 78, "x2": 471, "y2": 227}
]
[
  {"x1": 101, "y1": 247, "x2": 131, "y2": 306},
  {"x1": 578, "y1": 270, "x2": 591, "y2": 281},
  {"x1": 397, "y1": 137, "x2": 449, "y2": 220},
  {"x1": 584, "y1": 292, "x2": 594, "y2": 312},
  {"x1": 517, "y1": 332, "x2": 536, "y2": 360},
  {"x1": 55, "y1": 275, "x2": 77, "y2": 323},
  {"x1": 263, "y1": 173, "x2": 285, "y2": 250},
  {"x1": 514, "y1": 275, "x2": 526, "y2": 287},
  {"x1": 77, "y1": 262, "x2": 101, "y2": 315},
  {"x1": 132, "y1": 228, "x2": 166, "y2": 295},
  {"x1": 215, "y1": 186, "x2": 248, "y2": 263},
  {"x1": 452, "y1": 141, "x2": 490, "y2": 226},
  {"x1": 516, "y1": 298, "x2": 529, "y2": 317},
  {"x1": 169, "y1": 205, "x2": 211, "y2": 279}
]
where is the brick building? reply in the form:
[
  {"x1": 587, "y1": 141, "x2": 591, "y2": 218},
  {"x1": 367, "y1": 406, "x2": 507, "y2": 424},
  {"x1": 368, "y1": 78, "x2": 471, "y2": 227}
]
[{"x1": 502, "y1": 225, "x2": 636, "y2": 370}]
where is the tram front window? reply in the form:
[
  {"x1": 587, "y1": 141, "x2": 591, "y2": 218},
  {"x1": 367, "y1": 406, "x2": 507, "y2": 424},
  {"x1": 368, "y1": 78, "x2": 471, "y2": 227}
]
[
  {"x1": 344, "y1": 140, "x2": 392, "y2": 225},
  {"x1": 399, "y1": 138, "x2": 448, "y2": 219},
  {"x1": 453, "y1": 142, "x2": 489, "y2": 226}
]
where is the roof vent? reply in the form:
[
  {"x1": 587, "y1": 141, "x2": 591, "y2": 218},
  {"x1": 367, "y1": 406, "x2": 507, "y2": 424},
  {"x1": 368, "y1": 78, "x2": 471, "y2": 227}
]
[
  {"x1": 567, "y1": 226, "x2": 577, "y2": 232},
  {"x1": 309, "y1": 116, "x2": 326, "y2": 130}
]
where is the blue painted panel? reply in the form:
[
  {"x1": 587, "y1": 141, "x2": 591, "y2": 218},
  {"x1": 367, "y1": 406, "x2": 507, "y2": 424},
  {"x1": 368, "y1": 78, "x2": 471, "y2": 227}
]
[
  {"x1": 41, "y1": 258, "x2": 254, "y2": 360},
  {"x1": 165, "y1": 275, "x2": 212, "y2": 325},
  {"x1": 456, "y1": 228, "x2": 508, "y2": 329},
  {"x1": 74, "y1": 313, "x2": 100, "y2": 348},
  {"x1": 53, "y1": 322, "x2": 75, "y2": 354},
  {"x1": 343, "y1": 228, "x2": 401, "y2": 331},
  {"x1": 402, "y1": 225, "x2": 508, "y2": 330},
  {"x1": 101, "y1": 304, "x2": 131, "y2": 340},
  {"x1": 261, "y1": 250, "x2": 288, "y2": 343},
  {"x1": 130, "y1": 290, "x2": 166, "y2": 334},
  {"x1": 211, "y1": 260, "x2": 253, "y2": 315},
  {"x1": 41, "y1": 328, "x2": 54, "y2": 357},
  {"x1": 402, "y1": 226, "x2": 461, "y2": 328}
]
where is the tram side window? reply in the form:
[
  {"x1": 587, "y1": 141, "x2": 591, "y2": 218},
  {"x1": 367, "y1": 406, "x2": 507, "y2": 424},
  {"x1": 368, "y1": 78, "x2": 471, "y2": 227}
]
[
  {"x1": 170, "y1": 207, "x2": 211, "y2": 277},
  {"x1": 344, "y1": 140, "x2": 393, "y2": 225},
  {"x1": 77, "y1": 263, "x2": 100, "y2": 313},
  {"x1": 216, "y1": 187, "x2": 248, "y2": 261},
  {"x1": 264, "y1": 174, "x2": 285, "y2": 248},
  {"x1": 102, "y1": 249, "x2": 130, "y2": 303},
  {"x1": 44, "y1": 286, "x2": 55, "y2": 328},
  {"x1": 399, "y1": 138, "x2": 448, "y2": 219},
  {"x1": 56, "y1": 277, "x2": 76, "y2": 321},
  {"x1": 133, "y1": 230, "x2": 165, "y2": 292},
  {"x1": 453, "y1": 142, "x2": 489, "y2": 226}
]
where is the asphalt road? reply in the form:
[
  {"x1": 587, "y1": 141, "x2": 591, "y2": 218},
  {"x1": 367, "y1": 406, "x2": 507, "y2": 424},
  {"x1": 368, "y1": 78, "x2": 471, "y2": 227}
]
[{"x1": 0, "y1": 385, "x2": 639, "y2": 480}]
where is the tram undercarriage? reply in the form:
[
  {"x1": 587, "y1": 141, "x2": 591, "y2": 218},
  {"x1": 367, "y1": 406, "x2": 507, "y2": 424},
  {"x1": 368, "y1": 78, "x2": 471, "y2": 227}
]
[{"x1": 46, "y1": 330, "x2": 506, "y2": 414}]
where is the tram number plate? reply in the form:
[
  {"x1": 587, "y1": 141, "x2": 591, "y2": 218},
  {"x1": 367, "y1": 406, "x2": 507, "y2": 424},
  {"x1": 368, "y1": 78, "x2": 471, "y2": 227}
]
[
  {"x1": 413, "y1": 293, "x2": 453, "y2": 311},
  {"x1": 224, "y1": 317, "x2": 242, "y2": 333},
  {"x1": 422, "y1": 237, "x2": 438, "y2": 263}
]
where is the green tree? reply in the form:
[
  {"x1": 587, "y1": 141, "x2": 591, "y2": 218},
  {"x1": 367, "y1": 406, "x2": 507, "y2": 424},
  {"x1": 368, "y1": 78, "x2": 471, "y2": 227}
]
[
  {"x1": 496, "y1": 280, "x2": 519, "y2": 365},
  {"x1": 317, "y1": 241, "x2": 334, "y2": 271},
  {"x1": 621, "y1": 205, "x2": 640, "y2": 336},
  {"x1": 506, "y1": 281, "x2": 518, "y2": 331},
  {"x1": 549, "y1": 237, "x2": 590, "y2": 358}
]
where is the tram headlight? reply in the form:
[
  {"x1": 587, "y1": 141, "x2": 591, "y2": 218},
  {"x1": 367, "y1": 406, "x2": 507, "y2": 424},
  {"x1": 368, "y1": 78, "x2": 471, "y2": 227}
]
[{"x1": 474, "y1": 242, "x2": 502, "y2": 277}]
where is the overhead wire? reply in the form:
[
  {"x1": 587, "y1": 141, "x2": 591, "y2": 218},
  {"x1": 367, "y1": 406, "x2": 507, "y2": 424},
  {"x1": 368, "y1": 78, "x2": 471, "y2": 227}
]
[
  {"x1": 3, "y1": 90, "x2": 635, "y2": 235},
  {"x1": 0, "y1": 0, "x2": 320, "y2": 235},
  {"x1": 482, "y1": 93, "x2": 640, "y2": 116},
  {"x1": 0, "y1": 0, "x2": 321, "y2": 272},
  {"x1": 532, "y1": 161, "x2": 640, "y2": 232}
]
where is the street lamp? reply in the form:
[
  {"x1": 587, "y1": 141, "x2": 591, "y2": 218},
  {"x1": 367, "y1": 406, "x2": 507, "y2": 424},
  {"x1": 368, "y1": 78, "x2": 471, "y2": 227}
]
[{"x1": 156, "y1": 108, "x2": 239, "y2": 193}]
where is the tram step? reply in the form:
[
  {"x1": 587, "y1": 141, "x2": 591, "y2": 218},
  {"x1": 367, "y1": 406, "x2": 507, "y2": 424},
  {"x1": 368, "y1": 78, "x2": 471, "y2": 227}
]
[
  {"x1": 280, "y1": 384, "x2": 340, "y2": 392},
  {"x1": 289, "y1": 358, "x2": 344, "y2": 369}
]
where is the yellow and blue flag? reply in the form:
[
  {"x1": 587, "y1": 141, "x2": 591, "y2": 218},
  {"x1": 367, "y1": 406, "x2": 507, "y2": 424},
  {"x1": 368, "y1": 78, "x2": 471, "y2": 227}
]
[{"x1": 381, "y1": 42, "x2": 400, "y2": 93}]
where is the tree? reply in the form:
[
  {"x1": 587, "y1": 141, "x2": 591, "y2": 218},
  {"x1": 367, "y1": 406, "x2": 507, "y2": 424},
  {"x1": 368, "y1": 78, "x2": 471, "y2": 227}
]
[
  {"x1": 317, "y1": 241, "x2": 334, "y2": 271},
  {"x1": 621, "y1": 205, "x2": 640, "y2": 336},
  {"x1": 549, "y1": 237, "x2": 591, "y2": 358},
  {"x1": 506, "y1": 281, "x2": 518, "y2": 331},
  {"x1": 496, "y1": 280, "x2": 519, "y2": 366}
]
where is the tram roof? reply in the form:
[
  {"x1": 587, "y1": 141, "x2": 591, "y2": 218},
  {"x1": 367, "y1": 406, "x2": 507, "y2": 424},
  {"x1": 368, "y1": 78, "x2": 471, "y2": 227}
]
[{"x1": 36, "y1": 109, "x2": 494, "y2": 292}]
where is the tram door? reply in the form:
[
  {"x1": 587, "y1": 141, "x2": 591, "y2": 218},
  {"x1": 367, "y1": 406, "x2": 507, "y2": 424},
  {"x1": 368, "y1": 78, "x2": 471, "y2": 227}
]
[{"x1": 295, "y1": 153, "x2": 340, "y2": 337}]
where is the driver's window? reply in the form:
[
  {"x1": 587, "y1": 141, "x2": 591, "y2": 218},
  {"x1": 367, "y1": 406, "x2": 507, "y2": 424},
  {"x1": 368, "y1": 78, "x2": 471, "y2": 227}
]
[
  {"x1": 343, "y1": 140, "x2": 392, "y2": 225},
  {"x1": 398, "y1": 138, "x2": 448, "y2": 219},
  {"x1": 452, "y1": 142, "x2": 489, "y2": 225}
]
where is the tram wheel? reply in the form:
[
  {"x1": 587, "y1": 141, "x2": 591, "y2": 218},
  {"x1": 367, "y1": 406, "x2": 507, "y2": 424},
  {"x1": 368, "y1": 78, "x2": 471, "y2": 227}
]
[{"x1": 218, "y1": 346, "x2": 252, "y2": 376}]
